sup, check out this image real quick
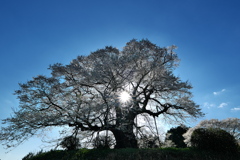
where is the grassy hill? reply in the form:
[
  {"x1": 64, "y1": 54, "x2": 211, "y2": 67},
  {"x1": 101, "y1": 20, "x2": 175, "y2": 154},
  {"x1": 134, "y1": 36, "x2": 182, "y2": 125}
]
[{"x1": 22, "y1": 148, "x2": 240, "y2": 160}]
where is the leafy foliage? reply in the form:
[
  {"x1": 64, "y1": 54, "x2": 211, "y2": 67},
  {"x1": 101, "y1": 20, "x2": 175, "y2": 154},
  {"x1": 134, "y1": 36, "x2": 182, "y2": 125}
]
[
  {"x1": 0, "y1": 39, "x2": 203, "y2": 149},
  {"x1": 183, "y1": 118, "x2": 240, "y2": 146},
  {"x1": 198, "y1": 118, "x2": 240, "y2": 141},
  {"x1": 22, "y1": 152, "x2": 34, "y2": 160},
  {"x1": 190, "y1": 128, "x2": 238, "y2": 153},
  {"x1": 165, "y1": 125, "x2": 189, "y2": 148}
]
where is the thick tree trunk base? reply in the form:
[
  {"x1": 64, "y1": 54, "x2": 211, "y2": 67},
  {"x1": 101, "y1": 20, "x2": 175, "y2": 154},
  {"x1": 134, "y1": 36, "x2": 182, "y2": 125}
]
[{"x1": 112, "y1": 129, "x2": 138, "y2": 148}]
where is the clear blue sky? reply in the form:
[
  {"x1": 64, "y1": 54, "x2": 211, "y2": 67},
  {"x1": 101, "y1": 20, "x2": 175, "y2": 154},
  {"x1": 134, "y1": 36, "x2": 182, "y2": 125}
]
[{"x1": 1, "y1": 0, "x2": 240, "y2": 159}]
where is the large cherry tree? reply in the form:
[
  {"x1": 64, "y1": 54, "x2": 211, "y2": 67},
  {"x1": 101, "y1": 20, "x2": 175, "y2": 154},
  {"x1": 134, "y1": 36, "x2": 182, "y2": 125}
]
[{"x1": 0, "y1": 39, "x2": 203, "y2": 149}]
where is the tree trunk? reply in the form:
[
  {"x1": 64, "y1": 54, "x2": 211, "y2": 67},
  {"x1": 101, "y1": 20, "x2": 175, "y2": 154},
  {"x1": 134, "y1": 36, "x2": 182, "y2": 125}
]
[
  {"x1": 112, "y1": 106, "x2": 139, "y2": 148},
  {"x1": 111, "y1": 128, "x2": 138, "y2": 148}
]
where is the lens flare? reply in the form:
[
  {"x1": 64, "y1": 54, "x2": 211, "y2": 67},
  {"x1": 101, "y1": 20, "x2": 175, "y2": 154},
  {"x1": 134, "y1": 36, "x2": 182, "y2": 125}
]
[{"x1": 119, "y1": 91, "x2": 131, "y2": 103}]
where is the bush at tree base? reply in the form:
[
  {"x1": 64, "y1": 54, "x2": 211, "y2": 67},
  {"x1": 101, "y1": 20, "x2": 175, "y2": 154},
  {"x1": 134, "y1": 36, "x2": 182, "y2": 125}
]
[
  {"x1": 92, "y1": 135, "x2": 115, "y2": 149},
  {"x1": 138, "y1": 135, "x2": 160, "y2": 148},
  {"x1": 60, "y1": 136, "x2": 81, "y2": 150},
  {"x1": 190, "y1": 128, "x2": 239, "y2": 153}
]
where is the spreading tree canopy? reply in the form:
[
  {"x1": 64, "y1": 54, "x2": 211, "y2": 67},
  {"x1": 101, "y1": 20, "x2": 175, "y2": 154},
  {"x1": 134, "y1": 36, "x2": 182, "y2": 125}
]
[{"x1": 0, "y1": 39, "x2": 203, "y2": 149}]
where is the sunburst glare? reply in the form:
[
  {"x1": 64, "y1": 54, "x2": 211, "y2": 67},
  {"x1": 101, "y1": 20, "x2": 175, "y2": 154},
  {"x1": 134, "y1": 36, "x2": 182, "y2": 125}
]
[{"x1": 119, "y1": 91, "x2": 131, "y2": 103}]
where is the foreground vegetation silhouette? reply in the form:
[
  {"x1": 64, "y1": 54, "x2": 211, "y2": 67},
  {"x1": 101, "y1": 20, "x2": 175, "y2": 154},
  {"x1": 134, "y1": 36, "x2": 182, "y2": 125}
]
[
  {"x1": 22, "y1": 147, "x2": 240, "y2": 160},
  {"x1": 23, "y1": 126, "x2": 240, "y2": 160}
]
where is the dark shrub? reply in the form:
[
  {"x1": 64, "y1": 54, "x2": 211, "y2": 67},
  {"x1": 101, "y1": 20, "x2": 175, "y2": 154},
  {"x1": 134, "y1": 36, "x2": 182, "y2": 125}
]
[
  {"x1": 60, "y1": 135, "x2": 81, "y2": 150},
  {"x1": 191, "y1": 128, "x2": 238, "y2": 153},
  {"x1": 165, "y1": 125, "x2": 189, "y2": 148}
]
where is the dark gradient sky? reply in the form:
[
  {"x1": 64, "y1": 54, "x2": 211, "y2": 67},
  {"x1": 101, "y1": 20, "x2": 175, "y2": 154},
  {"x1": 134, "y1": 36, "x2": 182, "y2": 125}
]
[{"x1": 1, "y1": 0, "x2": 240, "y2": 159}]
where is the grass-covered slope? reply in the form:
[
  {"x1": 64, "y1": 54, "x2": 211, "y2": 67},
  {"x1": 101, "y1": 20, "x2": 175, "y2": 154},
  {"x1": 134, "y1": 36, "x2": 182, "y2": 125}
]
[{"x1": 23, "y1": 148, "x2": 240, "y2": 160}]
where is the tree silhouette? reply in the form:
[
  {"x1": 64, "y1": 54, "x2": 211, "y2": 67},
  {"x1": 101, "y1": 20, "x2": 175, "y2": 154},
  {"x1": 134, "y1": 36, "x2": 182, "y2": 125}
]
[{"x1": 0, "y1": 39, "x2": 203, "y2": 149}]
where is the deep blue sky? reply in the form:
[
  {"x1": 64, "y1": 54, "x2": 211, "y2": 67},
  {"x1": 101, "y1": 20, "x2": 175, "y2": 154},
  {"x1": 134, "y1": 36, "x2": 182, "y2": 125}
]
[{"x1": 1, "y1": 0, "x2": 240, "y2": 159}]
